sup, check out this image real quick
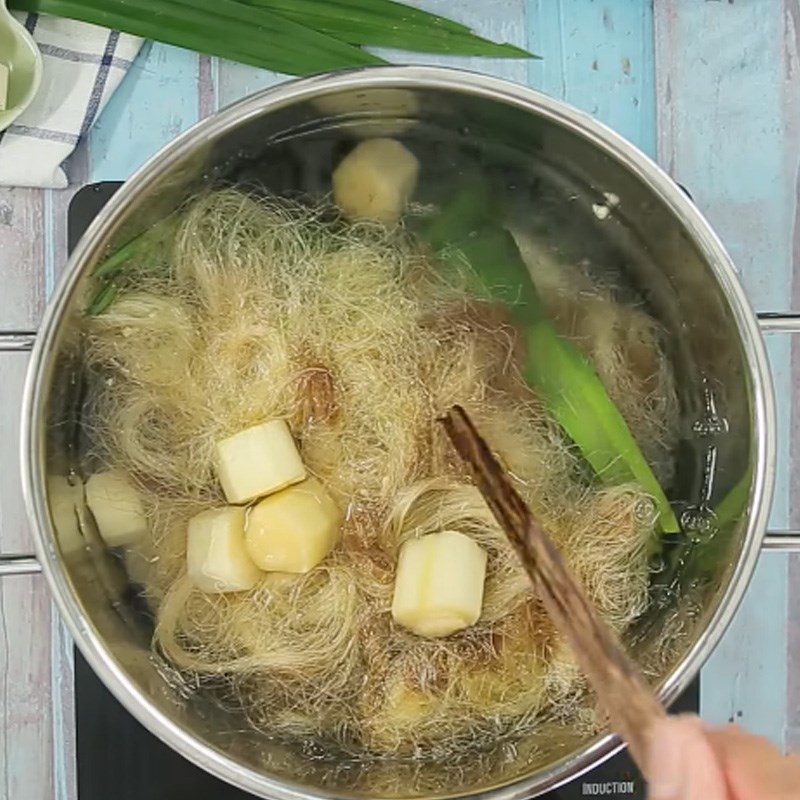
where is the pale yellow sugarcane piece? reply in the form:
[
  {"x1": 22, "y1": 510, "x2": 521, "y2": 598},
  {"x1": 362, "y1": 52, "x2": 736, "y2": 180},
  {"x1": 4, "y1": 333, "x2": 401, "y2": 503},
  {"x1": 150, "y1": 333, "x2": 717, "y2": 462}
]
[
  {"x1": 187, "y1": 506, "x2": 262, "y2": 593},
  {"x1": 0, "y1": 63, "x2": 8, "y2": 112},
  {"x1": 245, "y1": 478, "x2": 342, "y2": 574},
  {"x1": 215, "y1": 419, "x2": 305, "y2": 504},
  {"x1": 332, "y1": 138, "x2": 419, "y2": 225},
  {"x1": 85, "y1": 469, "x2": 147, "y2": 547},
  {"x1": 391, "y1": 530, "x2": 487, "y2": 638}
]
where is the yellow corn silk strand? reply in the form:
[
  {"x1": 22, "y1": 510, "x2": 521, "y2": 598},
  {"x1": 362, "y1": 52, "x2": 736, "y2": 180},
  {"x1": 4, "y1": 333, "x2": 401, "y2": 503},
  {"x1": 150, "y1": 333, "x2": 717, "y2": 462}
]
[{"x1": 83, "y1": 190, "x2": 667, "y2": 757}]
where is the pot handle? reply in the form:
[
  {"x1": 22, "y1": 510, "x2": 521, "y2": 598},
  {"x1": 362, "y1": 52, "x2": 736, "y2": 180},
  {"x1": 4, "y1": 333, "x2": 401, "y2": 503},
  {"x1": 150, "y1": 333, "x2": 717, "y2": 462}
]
[
  {"x1": 0, "y1": 554, "x2": 42, "y2": 575},
  {"x1": 0, "y1": 331, "x2": 41, "y2": 576},
  {"x1": 757, "y1": 313, "x2": 800, "y2": 552}
]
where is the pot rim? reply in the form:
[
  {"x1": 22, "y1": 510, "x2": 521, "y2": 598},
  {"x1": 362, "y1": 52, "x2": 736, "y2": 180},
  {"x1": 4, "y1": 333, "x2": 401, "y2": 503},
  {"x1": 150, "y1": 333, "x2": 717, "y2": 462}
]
[{"x1": 20, "y1": 65, "x2": 776, "y2": 800}]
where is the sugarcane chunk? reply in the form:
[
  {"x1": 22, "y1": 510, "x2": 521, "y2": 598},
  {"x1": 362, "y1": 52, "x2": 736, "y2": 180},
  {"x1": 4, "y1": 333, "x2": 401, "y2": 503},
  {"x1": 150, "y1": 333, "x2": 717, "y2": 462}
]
[
  {"x1": 215, "y1": 419, "x2": 306, "y2": 504},
  {"x1": 85, "y1": 470, "x2": 148, "y2": 547},
  {"x1": 0, "y1": 63, "x2": 8, "y2": 112},
  {"x1": 391, "y1": 530, "x2": 487, "y2": 638},
  {"x1": 332, "y1": 138, "x2": 419, "y2": 225},
  {"x1": 187, "y1": 506, "x2": 262, "y2": 593},
  {"x1": 244, "y1": 478, "x2": 342, "y2": 573}
]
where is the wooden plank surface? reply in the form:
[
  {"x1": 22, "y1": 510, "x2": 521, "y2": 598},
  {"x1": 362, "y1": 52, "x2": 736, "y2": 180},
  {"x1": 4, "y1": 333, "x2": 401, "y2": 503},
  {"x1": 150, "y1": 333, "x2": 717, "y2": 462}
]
[
  {"x1": 654, "y1": 0, "x2": 796, "y2": 747},
  {"x1": 0, "y1": 352, "x2": 54, "y2": 800},
  {"x1": 374, "y1": 0, "x2": 529, "y2": 81},
  {"x1": 527, "y1": 0, "x2": 655, "y2": 156},
  {"x1": 0, "y1": 189, "x2": 45, "y2": 331},
  {"x1": 87, "y1": 42, "x2": 202, "y2": 182},
  {"x1": 0, "y1": 3, "x2": 797, "y2": 798},
  {"x1": 786, "y1": 0, "x2": 800, "y2": 754}
]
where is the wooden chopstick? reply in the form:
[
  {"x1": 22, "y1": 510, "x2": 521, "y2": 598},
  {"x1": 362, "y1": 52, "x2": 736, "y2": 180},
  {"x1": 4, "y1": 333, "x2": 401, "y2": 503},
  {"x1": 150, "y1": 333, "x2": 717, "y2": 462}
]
[{"x1": 440, "y1": 405, "x2": 667, "y2": 775}]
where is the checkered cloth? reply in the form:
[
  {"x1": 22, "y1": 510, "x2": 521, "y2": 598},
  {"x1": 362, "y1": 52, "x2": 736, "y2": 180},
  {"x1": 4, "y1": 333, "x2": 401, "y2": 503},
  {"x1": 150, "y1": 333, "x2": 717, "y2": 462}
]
[{"x1": 0, "y1": 13, "x2": 142, "y2": 189}]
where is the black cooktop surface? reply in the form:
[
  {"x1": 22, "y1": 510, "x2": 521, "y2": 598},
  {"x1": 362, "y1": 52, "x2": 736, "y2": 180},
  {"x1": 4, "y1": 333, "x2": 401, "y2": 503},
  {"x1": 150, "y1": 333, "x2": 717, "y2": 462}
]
[{"x1": 70, "y1": 182, "x2": 699, "y2": 800}]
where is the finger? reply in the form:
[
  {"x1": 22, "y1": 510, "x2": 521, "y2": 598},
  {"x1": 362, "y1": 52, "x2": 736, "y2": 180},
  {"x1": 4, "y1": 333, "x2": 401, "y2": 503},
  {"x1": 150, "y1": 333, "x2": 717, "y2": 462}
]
[
  {"x1": 646, "y1": 716, "x2": 729, "y2": 800},
  {"x1": 706, "y1": 725, "x2": 800, "y2": 799}
]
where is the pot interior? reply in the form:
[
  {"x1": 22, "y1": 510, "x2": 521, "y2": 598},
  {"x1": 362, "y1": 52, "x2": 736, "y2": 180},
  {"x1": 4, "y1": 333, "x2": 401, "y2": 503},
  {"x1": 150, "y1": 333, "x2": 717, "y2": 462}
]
[{"x1": 35, "y1": 73, "x2": 764, "y2": 798}]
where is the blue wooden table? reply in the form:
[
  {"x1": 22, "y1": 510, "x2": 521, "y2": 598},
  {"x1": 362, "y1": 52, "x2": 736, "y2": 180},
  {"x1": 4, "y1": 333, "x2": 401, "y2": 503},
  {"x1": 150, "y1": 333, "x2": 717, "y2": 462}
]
[{"x1": 1, "y1": 2, "x2": 798, "y2": 797}]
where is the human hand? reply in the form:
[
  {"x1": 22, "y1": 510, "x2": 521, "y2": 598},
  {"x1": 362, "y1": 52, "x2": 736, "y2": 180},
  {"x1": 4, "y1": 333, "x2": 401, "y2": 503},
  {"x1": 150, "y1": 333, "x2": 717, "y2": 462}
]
[{"x1": 646, "y1": 715, "x2": 800, "y2": 799}]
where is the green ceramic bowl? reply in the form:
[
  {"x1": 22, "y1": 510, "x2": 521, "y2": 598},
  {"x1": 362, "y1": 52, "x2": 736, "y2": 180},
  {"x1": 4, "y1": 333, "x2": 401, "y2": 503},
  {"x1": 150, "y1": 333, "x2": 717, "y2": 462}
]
[{"x1": 0, "y1": 1, "x2": 43, "y2": 132}]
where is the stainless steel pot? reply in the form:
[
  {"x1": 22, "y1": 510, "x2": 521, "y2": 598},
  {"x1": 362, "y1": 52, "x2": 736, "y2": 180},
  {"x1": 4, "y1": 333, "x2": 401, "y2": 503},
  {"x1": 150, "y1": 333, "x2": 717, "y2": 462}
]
[{"x1": 3, "y1": 66, "x2": 800, "y2": 799}]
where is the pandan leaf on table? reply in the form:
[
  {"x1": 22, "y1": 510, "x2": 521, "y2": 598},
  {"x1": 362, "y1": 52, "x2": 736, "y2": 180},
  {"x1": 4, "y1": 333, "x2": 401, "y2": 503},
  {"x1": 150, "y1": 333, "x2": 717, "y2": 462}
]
[
  {"x1": 9, "y1": 0, "x2": 385, "y2": 74},
  {"x1": 243, "y1": 0, "x2": 535, "y2": 57},
  {"x1": 9, "y1": 0, "x2": 535, "y2": 73}
]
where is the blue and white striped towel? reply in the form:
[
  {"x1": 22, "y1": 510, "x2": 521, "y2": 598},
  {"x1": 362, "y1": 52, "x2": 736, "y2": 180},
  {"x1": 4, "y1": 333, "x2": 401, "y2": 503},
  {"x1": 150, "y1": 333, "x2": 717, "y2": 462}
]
[{"x1": 0, "y1": 13, "x2": 142, "y2": 189}]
